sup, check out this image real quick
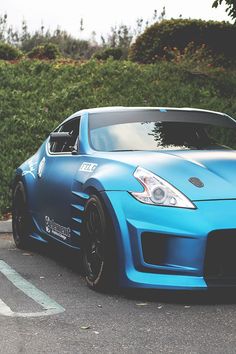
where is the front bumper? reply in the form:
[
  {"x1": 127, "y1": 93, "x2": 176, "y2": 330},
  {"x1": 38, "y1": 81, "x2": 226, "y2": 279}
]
[{"x1": 103, "y1": 191, "x2": 236, "y2": 290}]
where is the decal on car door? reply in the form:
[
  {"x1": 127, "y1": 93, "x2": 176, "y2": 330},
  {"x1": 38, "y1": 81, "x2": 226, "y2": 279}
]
[
  {"x1": 79, "y1": 162, "x2": 97, "y2": 173},
  {"x1": 45, "y1": 216, "x2": 71, "y2": 240}
]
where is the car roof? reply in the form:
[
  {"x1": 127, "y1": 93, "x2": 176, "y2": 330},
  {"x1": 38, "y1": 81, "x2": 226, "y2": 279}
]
[
  {"x1": 70, "y1": 106, "x2": 228, "y2": 117},
  {"x1": 61, "y1": 107, "x2": 234, "y2": 128},
  {"x1": 56, "y1": 106, "x2": 234, "y2": 135}
]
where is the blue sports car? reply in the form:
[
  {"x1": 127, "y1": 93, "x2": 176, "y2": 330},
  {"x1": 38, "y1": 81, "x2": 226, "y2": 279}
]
[{"x1": 12, "y1": 107, "x2": 236, "y2": 291}]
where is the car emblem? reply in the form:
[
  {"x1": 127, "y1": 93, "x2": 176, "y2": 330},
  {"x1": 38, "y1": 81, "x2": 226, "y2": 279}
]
[{"x1": 188, "y1": 177, "x2": 204, "y2": 188}]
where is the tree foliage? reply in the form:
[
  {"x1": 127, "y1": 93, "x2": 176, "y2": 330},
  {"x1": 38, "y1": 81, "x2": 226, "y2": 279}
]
[
  {"x1": 129, "y1": 19, "x2": 236, "y2": 64},
  {"x1": 0, "y1": 9, "x2": 165, "y2": 61},
  {"x1": 0, "y1": 14, "x2": 99, "y2": 59},
  {"x1": 27, "y1": 43, "x2": 61, "y2": 59},
  {"x1": 212, "y1": 0, "x2": 236, "y2": 21},
  {"x1": 93, "y1": 47, "x2": 123, "y2": 60},
  {"x1": 0, "y1": 41, "x2": 22, "y2": 60}
]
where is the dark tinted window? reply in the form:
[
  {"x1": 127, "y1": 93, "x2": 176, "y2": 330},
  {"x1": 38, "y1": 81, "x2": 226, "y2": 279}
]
[
  {"x1": 89, "y1": 111, "x2": 236, "y2": 152},
  {"x1": 50, "y1": 118, "x2": 80, "y2": 153}
]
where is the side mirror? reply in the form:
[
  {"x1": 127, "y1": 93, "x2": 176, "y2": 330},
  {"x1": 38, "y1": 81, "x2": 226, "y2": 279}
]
[{"x1": 49, "y1": 132, "x2": 72, "y2": 142}]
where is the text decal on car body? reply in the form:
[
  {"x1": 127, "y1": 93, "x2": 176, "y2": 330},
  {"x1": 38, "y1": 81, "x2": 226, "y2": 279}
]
[
  {"x1": 79, "y1": 162, "x2": 98, "y2": 173},
  {"x1": 45, "y1": 216, "x2": 71, "y2": 240}
]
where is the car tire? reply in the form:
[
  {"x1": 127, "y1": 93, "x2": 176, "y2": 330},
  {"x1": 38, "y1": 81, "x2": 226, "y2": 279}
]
[
  {"x1": 82, "y1": 194, "x2": 117, "y2": 291},
  {"x1": 12, "y1": 181, "x2": 31, "y2": 249}
]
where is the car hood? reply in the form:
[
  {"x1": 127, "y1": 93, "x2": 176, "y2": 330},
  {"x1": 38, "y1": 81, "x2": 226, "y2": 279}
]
[{"x1": 105, "y1": 150, "x2": 236, "y2": 201}]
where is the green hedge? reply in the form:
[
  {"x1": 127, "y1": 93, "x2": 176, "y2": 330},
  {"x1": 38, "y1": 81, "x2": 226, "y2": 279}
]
[
  {"x1": 0, "y1": 58, "x2": 236, "y2": 217},
  {"x1": 129, "y1": 19, "x2": 236, "y2": 63}
]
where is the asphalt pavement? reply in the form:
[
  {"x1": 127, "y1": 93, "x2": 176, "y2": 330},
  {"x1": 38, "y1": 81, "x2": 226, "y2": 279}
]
[
  {"x1": 0, "y1": 219, "x2": 12, "y2": 233},
  {"x1": 0, "y1": 232, "x2": 236, "y2": 354}
]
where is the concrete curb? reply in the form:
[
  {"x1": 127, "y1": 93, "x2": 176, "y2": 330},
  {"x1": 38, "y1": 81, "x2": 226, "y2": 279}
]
[{"x1": 0, "y1": 220, "x2": 12, "y2": 233}]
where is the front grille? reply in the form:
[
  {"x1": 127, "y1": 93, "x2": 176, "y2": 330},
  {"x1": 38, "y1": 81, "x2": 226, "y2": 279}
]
[
  {"x1": 204, "y1": 230, "x2": 236, "y2": 279},
  {"x1": 141, "y1": 232, "x2": 168, "y2": 266}
]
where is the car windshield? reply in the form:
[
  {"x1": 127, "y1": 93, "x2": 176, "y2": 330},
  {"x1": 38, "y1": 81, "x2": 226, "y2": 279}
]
[{"x1": 89, "y1": 110, "x2": 236, "y2": 152}]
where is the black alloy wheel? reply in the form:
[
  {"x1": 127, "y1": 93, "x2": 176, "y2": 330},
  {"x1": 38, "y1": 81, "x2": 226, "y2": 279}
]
[
  {"x1": 12, "y1": 181, "x2": 31, "y2": 249},
  {"x1": 82, "y1": 194, "x2": 117, "y2": 291}
]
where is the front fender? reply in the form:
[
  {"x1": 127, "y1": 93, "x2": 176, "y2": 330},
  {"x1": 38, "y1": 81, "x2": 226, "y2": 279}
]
[{"x1": 75, "y1": 158, "x2": 142, "y2": 193}]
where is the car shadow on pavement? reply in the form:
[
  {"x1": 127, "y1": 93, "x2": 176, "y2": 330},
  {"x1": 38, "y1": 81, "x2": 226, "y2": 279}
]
[
  {"x1": 27, "y1": 238, "x2": 86, "y2": 275},
  {"x1": 26, "y1": 238, "x2": 236, "y2": 305},
  {"x1": 122, "y1": 288, "x2": 236, "y2": 305}
]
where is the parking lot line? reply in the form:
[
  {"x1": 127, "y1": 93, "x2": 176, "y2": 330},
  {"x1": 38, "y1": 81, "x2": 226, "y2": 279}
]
[{"x1": 0, "y1": 260, "x2": 65, "y2": 317}]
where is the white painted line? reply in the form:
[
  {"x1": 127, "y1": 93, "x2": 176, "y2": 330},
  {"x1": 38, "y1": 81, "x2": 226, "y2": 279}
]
[
  {"x1": 0, "y1": 298, "x2": 13, "y2": 316},
  {"x1": 0, "y1": 260, "x2": 65, "y2": 317}
]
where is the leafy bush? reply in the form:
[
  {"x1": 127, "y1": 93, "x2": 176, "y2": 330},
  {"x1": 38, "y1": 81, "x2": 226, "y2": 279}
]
[
  {"x1": 93, "y1": 47, "x2": 123, "y2": 60},
  {"x1": 22, "y1": 32, "x2": 98, "y2": 60},
  {"x1": 162, "y1": 42, "x2": 216, "y2": 72},
  {"x1": 0, "y1": 42, "x2": 22, "y2": 60},
  {"x1": 27, "y1": 43, "x2": 61, "y2": 60},
  {"x1": 129, "y1": 19, "x2": 236, "y2": 64},
  {"x1": 0, "y1": 59, "x2": 236, "y2": 217}
]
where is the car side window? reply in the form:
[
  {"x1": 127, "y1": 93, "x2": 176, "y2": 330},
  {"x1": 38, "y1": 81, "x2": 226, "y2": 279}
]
[{"x1": 50, "y1": 117, "x2": 80, "y2": 154}]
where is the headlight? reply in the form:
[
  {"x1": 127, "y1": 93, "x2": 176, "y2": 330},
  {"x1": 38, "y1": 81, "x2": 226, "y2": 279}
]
[{"x1": 131, "y1": 166, "x2": 196, "y2": 209}]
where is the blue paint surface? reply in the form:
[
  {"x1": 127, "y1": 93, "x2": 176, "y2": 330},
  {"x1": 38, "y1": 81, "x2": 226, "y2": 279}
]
[{"x1": 15, "y1": 107, "x2": 236, "y2": 290}]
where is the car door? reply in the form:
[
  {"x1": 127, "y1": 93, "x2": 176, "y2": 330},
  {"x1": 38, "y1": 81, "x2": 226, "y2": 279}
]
[{"x1": 36, "y1": 116, "x2": 81, "y2": 244}]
